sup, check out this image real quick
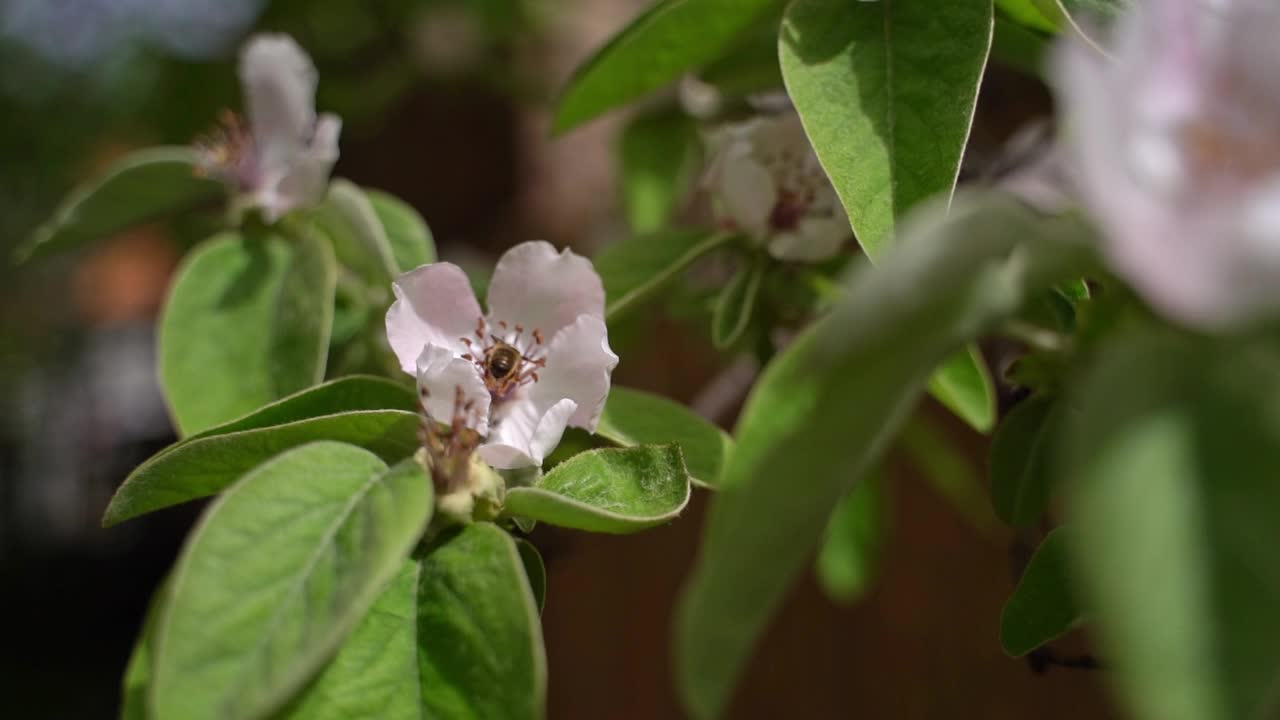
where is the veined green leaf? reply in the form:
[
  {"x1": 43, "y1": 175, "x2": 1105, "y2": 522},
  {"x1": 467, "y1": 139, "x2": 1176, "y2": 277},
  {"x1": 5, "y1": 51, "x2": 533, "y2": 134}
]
[
  {"x1": 504, "y1": 445, "x2": 691, "y2": 533},
  {"x1": 150, "y1": 445, "x2": 432, "y2": 720},
  {"x1": 597, "y1": 229, "x2": 731, "y2": 323},
  {"x1": 417, "y1": 523, "x2": 546, "y2": 720},
  {"x1": 596, "y1": 386, "x2": 734, "y2": 489},
  {"x1": 779, "y1": 0, "x2": 993, "y2": 259},
  {"x1": 103, "y1": 410, "x2": 420, "y2": 526},
  {"x1": 159, "y1": 229, "x2": 336, "y2": 436}
]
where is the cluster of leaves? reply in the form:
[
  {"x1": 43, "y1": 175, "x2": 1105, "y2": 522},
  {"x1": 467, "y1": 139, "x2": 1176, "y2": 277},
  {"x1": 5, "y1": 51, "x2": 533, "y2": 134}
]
[
  {"x1": 553, "y1": 1, "x2": 1280, "y2": 720},
  {"x1": 22, "y1": 132, "x2": 732, "y2": 715},
  {"x1": 24, "y1": 0, "x2": 1280, "y2": 718}
]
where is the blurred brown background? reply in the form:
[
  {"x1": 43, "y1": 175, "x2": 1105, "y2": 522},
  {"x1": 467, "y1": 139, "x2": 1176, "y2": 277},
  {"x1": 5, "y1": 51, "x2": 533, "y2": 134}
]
[{"x1": 0, "y1": 0, "x2": 1119, "y2": 717}]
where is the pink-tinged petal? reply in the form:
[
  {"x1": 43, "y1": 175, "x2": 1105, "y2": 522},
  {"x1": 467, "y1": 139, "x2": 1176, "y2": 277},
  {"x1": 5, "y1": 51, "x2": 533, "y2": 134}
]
[
  {"x1": 718, "y1": 153, "x2": 775, "y2": 241},
  {"x1": 240, "y1": 34, "x2": 317, "y2": 176},
  {"x1": 485, "y1": 241, "x2": 605, "y2": 339},
  {"x1": 386, "y1": 263, "x2": 483, "y2": 375},
  {"x1": 416, "y1": 345, "x2": 490, "y2": 436},
  {"x1": 479, "y1": 397, "x2": 578, "y2": 469},
  {"x1": 531, "y1": 314, "x2": 618, "y2": 431},
  {"x1": 272, "y1": 113, "x2": 341, "y2": 217}
]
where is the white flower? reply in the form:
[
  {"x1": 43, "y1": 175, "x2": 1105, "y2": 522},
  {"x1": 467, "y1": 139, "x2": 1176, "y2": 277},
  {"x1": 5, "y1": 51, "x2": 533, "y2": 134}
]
[
  {"x1": 386, "y1": 241, "x2": 619, "y2": 469},
  {"x1": 195, "y1": 34, "x2": 341, "y2": 222},
  {"x1": 705, "y1": 113, "x2": 851, "y2": 262},
  {"x1": 1055, "y1": 0, "x2": 1280, "y2": 328}
]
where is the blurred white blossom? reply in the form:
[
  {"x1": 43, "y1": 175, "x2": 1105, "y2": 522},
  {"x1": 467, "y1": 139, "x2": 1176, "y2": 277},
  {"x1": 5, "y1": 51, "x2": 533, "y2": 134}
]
[
  {"x1": 386, "y1": 241, "x2": 618, "y2": 469},
  {"x1": 1055, "y1": 0, "x2": 1280, "y2": 327},
  {"x1": 705, "y1": 113, "x2": 851, "y2": 262},
  {"x1": 195, "y1": 34, "x2": 341, "y2": 222}
]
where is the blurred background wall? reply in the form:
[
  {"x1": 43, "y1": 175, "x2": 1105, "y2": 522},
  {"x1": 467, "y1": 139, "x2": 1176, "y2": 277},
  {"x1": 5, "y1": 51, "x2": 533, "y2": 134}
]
[{"x1": 0, "y1": 0, "x2": 1119, "y2": 717}]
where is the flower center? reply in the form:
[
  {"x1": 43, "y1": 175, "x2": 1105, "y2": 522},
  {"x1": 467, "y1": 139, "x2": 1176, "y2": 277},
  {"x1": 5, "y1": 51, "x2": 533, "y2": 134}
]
[
  {"x1": 193, "y1": 110, "x2": 258, "y2": 190},
  {"x1": 459, "y1": 317, "x2": 546, "y2": 401}
]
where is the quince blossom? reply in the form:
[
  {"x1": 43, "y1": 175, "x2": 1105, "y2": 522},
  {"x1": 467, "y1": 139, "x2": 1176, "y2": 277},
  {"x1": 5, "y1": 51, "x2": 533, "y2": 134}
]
[
  {"x1": 195, "y1": 34, "x2": 341, "y2": 222},
  {"x1": 386, "y1": 241, "x2": 618, "y2": 469},
  {"x1": 1055, "y1": 0, "x2": 1280, "y2": 327},
  {"x1": 705, "y1": 113, "x2": 851, "y2": 262}
]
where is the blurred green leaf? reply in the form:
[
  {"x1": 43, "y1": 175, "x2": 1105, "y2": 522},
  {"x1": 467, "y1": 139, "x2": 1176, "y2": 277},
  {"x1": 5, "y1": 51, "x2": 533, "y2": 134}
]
[
  {"x1": 103, "y1": 410, "x2": 420, "y2": 526},
  {"x1": 278, "y1": 562, "x2": 422, "y2": 720},
  {"x1": 928, "y1": 347, "x2": 997, "y2": 433},
  {"x1": 120, "y1": 579, "x2": 169, "y2": 720},
  {"x1": 159, "y1": 230, "x2": 336, "y2": 436},
  {"x1": 676, "y1": 193, "x2": 1092, "y2": 720},
  {"x1": 698, "y1": 24, "x2": 785, "y2": 97},
  {"x1": 366, "y1": 188, "x2": 436, "y2": 272},
  {"x1": 504, "y1": 445, "x2": 690, "y2": 533},
  {"x1": 1063, "y1": 331, "x2": 1280, "y2": 720},
  {"x1": 314, "y1": 179, "x2": 398, "y2": 287},
  {"x1": 992, "y1": 16, "x2": 1052, "y2": 77},
  {"x1": 596, "y1": 386, "x2": 734, "y2": 488},
  {"x1": 711, "y1": 253, "x2": 765, "y2": 350},
  {"x1": 996, "y1": 0, "x2": 1063, "y2": 32},
  {"x1": 417, "y1": 523, "x2": 545, "y2": 720},
  {"x1": 779, "y1": 0, "x2": 992, "y2": 259},
  {"x1": 1000, "y1": 528, "x2": 1081, "y2": 656},
  {"x1": 620, "y1": 106, "x2": 700, "y2": 234},
  {"x1": 816, "y1": 469, "x2": 887, "y2": 604},
  {"x1": 597, "y1": 229, "x2": 731, "y2": 323},
  {"x1": 1057, "y1": 0, "x2": 1126, "y2": 50},
  {"x1": 553, "y1": 0, "x2": 783, "y2": 131},
  {"x1": 17, "y1": 146, "x2": 224, "y2": 261},
  {"x1": 515, "y1": 538, "x2": 548, "y2": 614},
  {"x1": 151, "y1": 445, "x2": 431, "y2": 720},
  {"x1": 898, "y1": 415, "x2": 1001, "y2": 536},
  {"x1": 990, "y1": 394, "x2": 1060, "y2": 528}
]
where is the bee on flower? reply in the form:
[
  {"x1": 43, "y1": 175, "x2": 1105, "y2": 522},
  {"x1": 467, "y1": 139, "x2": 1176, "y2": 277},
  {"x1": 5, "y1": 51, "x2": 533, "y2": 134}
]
[{"x1": 386, "y1": 241, "x2": 619, "y2": 471}]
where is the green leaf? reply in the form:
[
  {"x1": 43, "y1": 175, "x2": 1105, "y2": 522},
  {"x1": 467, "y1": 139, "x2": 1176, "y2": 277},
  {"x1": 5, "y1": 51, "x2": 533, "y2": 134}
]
[
  {"x1": 553, "y1": 0, "x2": 783, "y2": 131},
  {"x1": 996, "y1": 0, "x2": 1063, "y2": 32},
  {"x1": 314, "y1": 179, "x2": 398, "y2": 286},
  {"x1": 187, "y1": 375, "x2": 418, "y2": 441},
  {"x1": 1057, "y1": 0, "x2": 1125, "y2": 45},
  {"x1": 515, "y1": 538, "x2": 548, "y2": 614},
  {"x1": 1062, "y1": 331, "x2": 1280, "y2": 720},
  {"x1": 596, "y1": 386, "x2": 734, "y2": 489},
  {"x1": 928, "y1": 347, "x2": 997, "y2": 433},
  {"x1": 711, "y1": 253, "x2": 765, "y2": 350},
  {"x1": 816, "y1": 469, "x2": 887, "y2": 604},
  {"x1": 366, "y1": 188, "x2": 436, "y2": 272},
  {"x1": 897, "y1": 415, "x2": 1001, "y2": 536},
  {"x1": 278, "y1": 561, "x2": 423, "y2": 720},
  {"x1": 675, "y1": 193, "x2": 1092, "y2": 720},
  {"x1": 698, "y1": 23, "x2": 786, "y2": 97},
  {"x1": 159, "y1": 230, "x2": 337, "y2": 436},
  {"x1": 150, "y1": 444, "x2": 432, "y2": 720},
  {"x1": 1000, "y1": 528, "x2": 1081, "y2": 657},
  {"x1": 417, "y1": 523, "x2": 546, "y2": 720},
  {"x1": 503, "y1": 445, "x2": 691, "y2": 533},
  {"x1": 17, "y1": 146, "x2": 224, "y2": 261},
  {"x1": 597, "y1": 229, "x2": 732, "y2": 323},
  {"x1": 103, "y1": 410, "x2": 421, "y2": 526},
  {"x1": 620, "y1": 106, "x2": 700, "y2": 234},
  {"x1": 121, "y1": 579, "x2": 169, "y2": 720},
  {"x1": 990, "y1": 394, "x2": 1060, "y2": 528},
  {"x1": 992, "y1": 16, "x2": 1053, "y2": 78},
  {"x1": 779, "y1": 0, "x2": 993, "y2": 259}
]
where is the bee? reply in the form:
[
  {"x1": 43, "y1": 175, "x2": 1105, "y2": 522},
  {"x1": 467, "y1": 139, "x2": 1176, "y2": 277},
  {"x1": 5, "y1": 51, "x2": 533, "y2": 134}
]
[{"x1": 484, "y1": 341, "x2": 523, "y2": 383}]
